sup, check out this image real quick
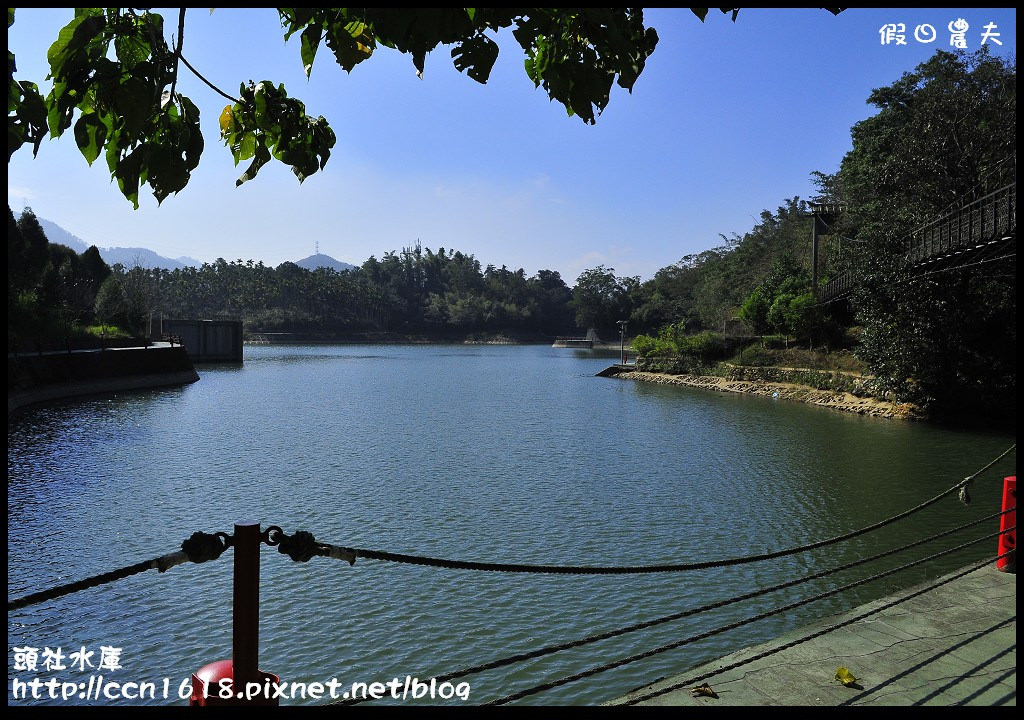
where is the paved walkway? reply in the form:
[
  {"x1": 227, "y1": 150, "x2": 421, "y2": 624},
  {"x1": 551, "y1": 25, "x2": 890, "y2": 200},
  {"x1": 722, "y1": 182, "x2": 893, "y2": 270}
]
[{"x1": 608, "y1": 563, "x2": 1016, "y2": 706}]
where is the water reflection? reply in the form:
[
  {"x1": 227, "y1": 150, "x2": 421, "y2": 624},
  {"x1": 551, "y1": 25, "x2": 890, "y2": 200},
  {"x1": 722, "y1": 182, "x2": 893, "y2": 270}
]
[{"x1": 7, "y1": 344, "x2": 1015, "y2": 706}]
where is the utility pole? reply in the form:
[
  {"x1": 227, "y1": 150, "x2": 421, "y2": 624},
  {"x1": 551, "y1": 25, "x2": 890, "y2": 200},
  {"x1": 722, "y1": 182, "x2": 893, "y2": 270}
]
[{"x1": 617, "y1": 319, "x2": 627, "y2": 364}]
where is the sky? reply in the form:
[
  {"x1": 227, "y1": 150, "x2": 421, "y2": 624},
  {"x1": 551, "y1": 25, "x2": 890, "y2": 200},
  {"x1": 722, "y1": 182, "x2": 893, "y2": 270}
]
[{"x1": 7, "y1": 8, "x2": 1017, "y2": 282}]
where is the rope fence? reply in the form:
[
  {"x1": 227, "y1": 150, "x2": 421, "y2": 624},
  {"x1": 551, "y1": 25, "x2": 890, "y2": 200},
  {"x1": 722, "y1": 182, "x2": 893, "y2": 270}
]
[
  {"x1": 273, "y1": 443, "x2": 1015, "y2": 576},
  {"x1": 330, "y1": 508, "x2": 1013, "y2": 705},
  {"x1": 7, "y1": 531, "x2": 231, "y2": 612},
  {"x1": 6, "y1": 444, "x2": 1015, "y2": 707},
  {"x1": 484, "y1": 529, "x2": 1014, "y2": 704}
]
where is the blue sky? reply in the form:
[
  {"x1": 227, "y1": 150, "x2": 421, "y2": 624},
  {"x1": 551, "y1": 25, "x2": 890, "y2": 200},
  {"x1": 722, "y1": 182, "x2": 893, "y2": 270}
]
[{"x1": 7, "y1": 8, "x2": 1017, "y2": 281}]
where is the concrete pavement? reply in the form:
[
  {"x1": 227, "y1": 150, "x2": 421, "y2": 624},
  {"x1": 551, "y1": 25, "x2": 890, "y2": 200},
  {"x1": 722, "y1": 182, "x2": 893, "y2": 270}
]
[{"x1": 608, "y1": 563, "x2": 1015, "y2": 706}]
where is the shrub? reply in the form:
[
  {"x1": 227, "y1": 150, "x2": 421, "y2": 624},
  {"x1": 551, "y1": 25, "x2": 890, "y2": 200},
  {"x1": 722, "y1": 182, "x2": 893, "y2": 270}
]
[{"x1": 635, "y1": 329, "x2": 736, "y2": 374}]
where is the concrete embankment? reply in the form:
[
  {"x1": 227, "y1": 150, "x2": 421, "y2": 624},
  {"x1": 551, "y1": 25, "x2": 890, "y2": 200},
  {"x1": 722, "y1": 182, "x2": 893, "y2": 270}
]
[
  {"x1": 609, "y1": 563, "x2": 1016, "y2": 706},
  {"x1": 608, "y1": 366, "x2": 919, "y2": 420},
  {"x1": 8, "y1": 344, "x2": 199, "y2": 417}
]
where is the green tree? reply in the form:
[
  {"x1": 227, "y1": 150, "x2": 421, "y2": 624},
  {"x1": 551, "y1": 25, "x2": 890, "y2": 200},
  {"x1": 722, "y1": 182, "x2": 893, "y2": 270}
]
[
  {"x1": 94, "y1": 274, "x2": 126, "y2": 331},
  {"x1": 96, "y1": 263, "x2": 160, "y2": 336},
  {"x1": 738, "y1": 284, "x2": 774, "y2": 335},
  {"x1": 633, "y1": 197, "x2": 814, "y2": 337},
  {"x1": 7, "y1": 205, "x2": 28, "y2": 303},
  {"x1": 12, "y1": 206, "x2": 50, "y2": 291},
  {"x1": 829, "y1": 48, "x2": 1016, "y2": 419},
  {"x1": 81, "y1": 245, "x2": 112, "y2": 293},
  {"x1": 8, "y1": 7, "x2": 662, "y2": 206},
  {"x1": 572, "y1": 265, "x2": 638, "y2": 338}
]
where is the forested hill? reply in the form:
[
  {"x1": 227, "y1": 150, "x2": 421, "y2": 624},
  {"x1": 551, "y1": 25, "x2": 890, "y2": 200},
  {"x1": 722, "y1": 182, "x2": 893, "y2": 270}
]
[{"x1": 150, "y1": 247, "x2": 579, "y2": 340}]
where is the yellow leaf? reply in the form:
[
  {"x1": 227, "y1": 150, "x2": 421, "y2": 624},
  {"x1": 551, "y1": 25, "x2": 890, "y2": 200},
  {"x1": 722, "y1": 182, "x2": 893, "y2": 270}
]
[
  {"x1": 219, "y1": 105, "x2": 233, "y2": 133},
  {"x1": 835, "y1": 667, "x2": 858, "y2": 686},
  {"x1": 690, "y1": 683, "x2": 719, "y2": 698}
]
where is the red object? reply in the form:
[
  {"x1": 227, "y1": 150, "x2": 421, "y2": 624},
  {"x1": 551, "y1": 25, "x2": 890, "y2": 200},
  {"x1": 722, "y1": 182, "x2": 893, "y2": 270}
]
[
  {"x1": 190, "y1": 660, "x2": 280, "y2": 706},
  {"x1": 997, "y1": 476, "x2": 1016, "y2": 573},
  {"x1": 190, "y1": 522, "x2": 280, "y2": 705}
]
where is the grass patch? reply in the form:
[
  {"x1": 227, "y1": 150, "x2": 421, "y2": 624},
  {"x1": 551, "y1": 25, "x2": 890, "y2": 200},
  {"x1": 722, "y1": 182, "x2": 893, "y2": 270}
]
[
  {"x1": 730, "y1": 344, "x2": 868, "y2": 374},
  {"x1": 83, "y1": 324, "x2": 133, "y2": 339}
]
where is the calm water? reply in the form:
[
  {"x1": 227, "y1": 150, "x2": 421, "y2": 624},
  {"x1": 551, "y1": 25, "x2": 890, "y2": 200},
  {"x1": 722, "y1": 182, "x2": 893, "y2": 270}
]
[{"x1": 7, "y1": 344, "x2": 1015, "y2": 706}]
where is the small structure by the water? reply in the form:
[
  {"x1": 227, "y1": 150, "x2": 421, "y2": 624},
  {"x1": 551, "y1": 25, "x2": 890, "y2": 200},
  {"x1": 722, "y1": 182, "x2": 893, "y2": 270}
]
[
  {"x1": 552, "y1": 328, "x2": 602, "y2": 349},
  {"x1": 155, "y1": 319, "x2": 243, "y2": 362}
]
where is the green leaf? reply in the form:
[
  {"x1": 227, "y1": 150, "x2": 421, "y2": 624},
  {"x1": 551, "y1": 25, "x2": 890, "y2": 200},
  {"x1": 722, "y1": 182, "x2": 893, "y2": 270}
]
[
  {"x1": 115, "y1": 77, "x2": 150, "y2": 137},
  {"x1": 73, "y1": 111, "x2": 106, "y2": 164},
  {"x1": 8, "y1": 77, "x2": 48, "y2": 160},
  {"x1": 324, "y1": 19, "x2": 375, "y2": 72},
  {"x1": 45, "y1": 82, "x2": 76, "y2": 137},
  {"x1": 178, "y1": 94, "x2": 204, "y2": 171},
  {"x1": 114, "y1": 33, "x2": 150, "y2": 71},
  {"x1": 104, "y1": 126, "x2": 123, "y2": 174},
  {"x1": 114, "y1": 147, "x2": 144, "y2": 209},
  {"x1": 451, "y1": 33, "x2": 499, "y2": 84},
  {"x1": 47, "y1": 13, "x2": 106, "y2": 76},
  {"x1": 279, "y1": 7, "x2": 317, "y2": 40},
  {"x1": 238, "y1": 131, "x2": 256, "y2": 162},
  {"x1": 236, "y1": 140, "x2": 271, "y2": 186},
  {"x1": 299, "y1": 25, "x2": 321, "y2": 78}
]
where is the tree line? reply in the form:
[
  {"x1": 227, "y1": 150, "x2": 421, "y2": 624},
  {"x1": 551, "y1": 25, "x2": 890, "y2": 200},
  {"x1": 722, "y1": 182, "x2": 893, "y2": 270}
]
[{"x1": 149, "y1": 244, "x2": 580, "y2": 339}]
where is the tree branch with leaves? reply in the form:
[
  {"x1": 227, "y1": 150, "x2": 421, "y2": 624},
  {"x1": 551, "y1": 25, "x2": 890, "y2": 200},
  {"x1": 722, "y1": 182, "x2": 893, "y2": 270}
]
[{"x1": 10, "y1": 8, "x2": 845, "y2": 207}]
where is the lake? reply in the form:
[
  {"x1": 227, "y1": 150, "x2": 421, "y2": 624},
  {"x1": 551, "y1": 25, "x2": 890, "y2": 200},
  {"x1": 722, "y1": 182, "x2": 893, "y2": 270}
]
[{"x1": 7, "y1": 344, "x2": 1015, "y2": 705}]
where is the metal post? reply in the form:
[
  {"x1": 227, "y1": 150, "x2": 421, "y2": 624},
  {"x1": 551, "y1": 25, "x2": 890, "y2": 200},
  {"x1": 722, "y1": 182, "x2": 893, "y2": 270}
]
[
  {"x1": 190, "y1": 520, "x2": 278, "y2": 706},
  {"x1": 233, "y1": 521, "x2": 261, "y2": 693},
  {"x1": 811, "y1": 212, "x2": 820, "y2": 289},
  {"x1": 997, "y1": 477, "x2": 1016, "y2": 573},
  {"x1": 618, "y1": 320, "x2": 626, "y2": 364}
]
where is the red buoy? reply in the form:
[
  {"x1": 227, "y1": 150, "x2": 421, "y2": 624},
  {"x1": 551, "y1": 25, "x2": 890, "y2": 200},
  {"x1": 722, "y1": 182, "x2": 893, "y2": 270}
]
[
  {"x1": 997, "y1": 476, "x2": 1016, "y2": 573},
  {"x1": 190, "y1": 660, "x2": 280, "y2": 706}
]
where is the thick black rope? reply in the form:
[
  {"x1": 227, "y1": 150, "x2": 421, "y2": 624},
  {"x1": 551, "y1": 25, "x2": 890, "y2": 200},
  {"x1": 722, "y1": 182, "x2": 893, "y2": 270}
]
[
  {"x1": 301, "y1": 444, "x2": 1016, "y2": 575},
  {"x1": 264, "y1": 526, "x2": 356, "y2": 565},
  {"x1": 618, "y1": 549, "x2": 1016, "y2": 706},
  {"x1": 330, "y1": 510, "x2": 1011, "y2": 706},
  {"x1": 7, "y1": 531, "x2": 232, "y2": 612},
  {"x1": 486, "y1": 529, "x2": 1014, "y2": 705}
]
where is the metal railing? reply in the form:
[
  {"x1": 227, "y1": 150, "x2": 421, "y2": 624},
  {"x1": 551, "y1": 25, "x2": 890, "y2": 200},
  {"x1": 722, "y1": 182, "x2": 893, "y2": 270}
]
[
  {"x1": 907, "y1": 182, "x2": 1016, "y2": 266},
  {"x1": 817, "y1": 180, "x2": 1016, "y2": 302}
]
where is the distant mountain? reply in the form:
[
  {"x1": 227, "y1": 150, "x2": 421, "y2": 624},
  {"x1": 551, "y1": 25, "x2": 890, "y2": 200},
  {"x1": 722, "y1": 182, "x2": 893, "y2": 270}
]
[
  {"x1": 32, "y1": 215, "x2": 190, "y2": 270},
  {"x1": 36, "y1": 217, "x2": 90, "y2": 253},
  {"x1": 101, "y1": 247, "x2": 189, "y2": 270},
  {"x1": 294, "y1": 253, "x2": 357, "y2": 272},
  {"x1": 30, "y1": 214, "x2": 357, "y2": 273}
]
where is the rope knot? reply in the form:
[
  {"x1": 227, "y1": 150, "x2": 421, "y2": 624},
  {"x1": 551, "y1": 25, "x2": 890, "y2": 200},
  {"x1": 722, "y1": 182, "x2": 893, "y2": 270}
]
[
  {"x1": 959, "y1": 478, "x2": 973, "y2": 506},
  {"x1": 182, "y1": 531, "x2": 231, "y2": 563},
  {"x1": 278, "y1": 530, "x2": 320, "y2": 562}
]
